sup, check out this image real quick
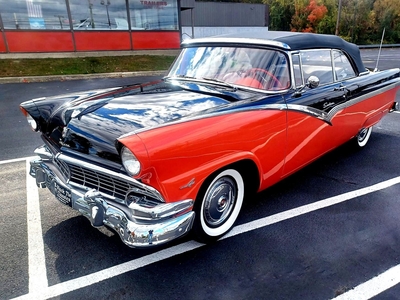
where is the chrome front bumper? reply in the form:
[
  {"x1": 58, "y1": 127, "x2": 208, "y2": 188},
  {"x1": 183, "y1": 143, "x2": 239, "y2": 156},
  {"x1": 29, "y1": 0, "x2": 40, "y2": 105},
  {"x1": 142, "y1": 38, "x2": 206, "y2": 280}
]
[{"x1": 30, "y1": 149, "x2": 195, "y2": 248}]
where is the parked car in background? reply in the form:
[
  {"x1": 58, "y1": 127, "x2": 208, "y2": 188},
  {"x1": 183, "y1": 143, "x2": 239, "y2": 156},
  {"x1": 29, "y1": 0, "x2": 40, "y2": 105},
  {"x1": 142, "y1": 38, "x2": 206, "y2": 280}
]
[{"x1": 20, "y1": 31, "x2": 400, "y2": 248}]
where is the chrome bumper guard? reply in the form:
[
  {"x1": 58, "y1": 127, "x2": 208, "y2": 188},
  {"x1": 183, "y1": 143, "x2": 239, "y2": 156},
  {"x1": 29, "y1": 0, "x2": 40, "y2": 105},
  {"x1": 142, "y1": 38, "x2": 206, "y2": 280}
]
[{"x1": 29, "y1": 149, "x2": 195, "y2": 248}]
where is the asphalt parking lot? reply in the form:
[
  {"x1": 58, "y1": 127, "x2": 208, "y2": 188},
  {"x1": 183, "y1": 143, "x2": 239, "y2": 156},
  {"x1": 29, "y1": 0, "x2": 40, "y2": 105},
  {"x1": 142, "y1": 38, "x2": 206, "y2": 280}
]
[{"x1": 0, "y1": 48, "x2": 400, "y2": 300}]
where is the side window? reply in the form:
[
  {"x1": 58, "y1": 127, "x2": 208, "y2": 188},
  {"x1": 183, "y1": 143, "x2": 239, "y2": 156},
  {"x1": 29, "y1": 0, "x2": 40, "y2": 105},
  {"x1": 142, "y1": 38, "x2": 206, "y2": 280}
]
[
  {"x1": 333, "y1": 50, "x2": 356, "y2": 81},
  {"x1": 292, "y1": 53, "x2": 303, "y2": 87},
  {"x1": 300, "y1": 50, "x2": 334, "y2": 85}
]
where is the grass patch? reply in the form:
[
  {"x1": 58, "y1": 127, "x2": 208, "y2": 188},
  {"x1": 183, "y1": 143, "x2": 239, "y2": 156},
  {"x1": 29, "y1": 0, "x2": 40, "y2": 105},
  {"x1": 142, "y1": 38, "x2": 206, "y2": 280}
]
[{"x1": 0, "y1": 55, "x2": 176, "y2": 77}]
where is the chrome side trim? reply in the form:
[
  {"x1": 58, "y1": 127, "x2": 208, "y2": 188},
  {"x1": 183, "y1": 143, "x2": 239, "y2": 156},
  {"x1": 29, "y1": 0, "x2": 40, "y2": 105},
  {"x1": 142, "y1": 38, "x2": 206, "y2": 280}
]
[
  {"x1": 288, "y1": 81, "x2": 400, "y2": 125},
  {"x1": 286, "y1": 104, "x2": 331, "y2": 125}
]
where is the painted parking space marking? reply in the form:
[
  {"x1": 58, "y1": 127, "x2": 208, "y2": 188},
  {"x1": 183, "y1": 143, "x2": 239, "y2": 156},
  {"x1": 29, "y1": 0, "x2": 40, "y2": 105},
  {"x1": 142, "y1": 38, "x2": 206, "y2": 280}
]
[
  {"x1": 332, "y1": 264, "x2": 400, "y2": 299},
  {"x1": 223, "y1": 175, "x2": 400, "y2": 238},
  {"x1": 0, "y1": 156, "x2": 36, "y2": 165},
  {"x1": 3, "y1": 158, "x2": 400, "y2": 300},
  {"x1": 25, "y1": 159, "x2": 48, "y2": 294}
]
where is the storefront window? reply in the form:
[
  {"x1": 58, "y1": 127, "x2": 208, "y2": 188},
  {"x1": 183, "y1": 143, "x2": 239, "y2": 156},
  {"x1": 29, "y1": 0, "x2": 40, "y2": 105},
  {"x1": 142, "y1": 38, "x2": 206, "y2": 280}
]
[
  {"x1": 0, "y1": 0, "x2": 69, "y2": 30},
  {"x1": 69, "y1": 0, "x2": 129, "y2": 30},
  {"x1": 0, "y1": 0, "x2": 179, "y2": 31},
  {"x1": 129, "y1": 0, "x2": 178, "y2": 30}
]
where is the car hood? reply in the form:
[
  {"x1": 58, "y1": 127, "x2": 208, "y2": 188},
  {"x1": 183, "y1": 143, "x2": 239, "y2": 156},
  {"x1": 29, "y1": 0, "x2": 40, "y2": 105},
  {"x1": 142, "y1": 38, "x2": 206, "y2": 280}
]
[{"x1": 59, "y1": 83, "x2": 239, "y2": 162}]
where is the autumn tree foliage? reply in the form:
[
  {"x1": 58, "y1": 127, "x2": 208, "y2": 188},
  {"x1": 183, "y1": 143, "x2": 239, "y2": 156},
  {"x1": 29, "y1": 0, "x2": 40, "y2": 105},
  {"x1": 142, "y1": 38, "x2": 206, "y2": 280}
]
[
  {"x1": 208, "y1": 0, "x2": 400, "y2": 43},
  {"x1": 263, "y1": 0, "x2": 400, "y2": 44},
  {"x1": 290, "y1": 0, "x2": 328, "y2": 32},
  {"x1": 306, "y1": 0, "x2": 328, "y2": 31}
]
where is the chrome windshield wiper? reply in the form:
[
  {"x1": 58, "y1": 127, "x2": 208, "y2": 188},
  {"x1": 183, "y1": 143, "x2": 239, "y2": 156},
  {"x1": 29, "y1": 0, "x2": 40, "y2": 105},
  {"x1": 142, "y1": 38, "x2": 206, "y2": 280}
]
[
  {"x1": 165, "y1": 75, "x2": 236, "y2": 90},
  {"x1": 201, "y1": 77, "x2": 237, "y2": 91},
  {"x1": 164, "y1": 75, "x2": 196, "y2": 80}
]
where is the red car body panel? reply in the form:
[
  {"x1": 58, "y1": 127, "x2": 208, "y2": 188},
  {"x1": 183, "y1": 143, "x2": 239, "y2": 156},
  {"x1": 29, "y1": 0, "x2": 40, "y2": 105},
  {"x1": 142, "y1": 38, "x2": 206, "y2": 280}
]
[{"x1": 121, "y1": 109, "x2": 288, "y2": 202}]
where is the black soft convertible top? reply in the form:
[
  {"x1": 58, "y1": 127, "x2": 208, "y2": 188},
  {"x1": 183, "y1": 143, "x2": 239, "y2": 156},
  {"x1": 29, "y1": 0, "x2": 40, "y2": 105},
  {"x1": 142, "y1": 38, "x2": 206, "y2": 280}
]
[{"x1": 183, "y1": 31, "x2": 366, "y2": 74}]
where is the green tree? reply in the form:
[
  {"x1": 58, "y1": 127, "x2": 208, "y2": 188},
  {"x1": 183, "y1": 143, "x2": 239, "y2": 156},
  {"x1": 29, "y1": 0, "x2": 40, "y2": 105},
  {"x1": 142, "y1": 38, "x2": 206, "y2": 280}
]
[
  {"x1": 314, "y1": 0, "x2": 337, "y2": 34},
  {"x1": 335, "y1": 0, "x2": 374, "y2": 44},
  {"x1": 264, "y1": 0, "x2": 295, "y2": 31},
  {"x1": 373, "y1": 0, "x2": 400, "y2": 43}
]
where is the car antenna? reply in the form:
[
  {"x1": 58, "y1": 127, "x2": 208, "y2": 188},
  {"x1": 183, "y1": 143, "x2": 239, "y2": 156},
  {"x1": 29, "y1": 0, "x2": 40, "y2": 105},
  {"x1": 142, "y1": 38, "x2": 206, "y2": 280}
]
[{"x1": 374, "y1": 27, "x2": 385, "y2": 72}]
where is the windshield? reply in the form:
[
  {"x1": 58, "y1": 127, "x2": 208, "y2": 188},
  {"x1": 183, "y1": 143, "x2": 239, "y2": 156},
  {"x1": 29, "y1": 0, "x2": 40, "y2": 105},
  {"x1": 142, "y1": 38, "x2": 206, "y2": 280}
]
[{"x1": 168, "y1": 46, "x2": 290, "y2": 91}]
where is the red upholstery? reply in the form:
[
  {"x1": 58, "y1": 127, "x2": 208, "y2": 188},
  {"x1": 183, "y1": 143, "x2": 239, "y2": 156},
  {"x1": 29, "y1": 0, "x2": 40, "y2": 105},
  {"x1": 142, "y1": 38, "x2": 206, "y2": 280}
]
[{"x1": 235, "y1": 77, "x2": 263, "y2": 89}]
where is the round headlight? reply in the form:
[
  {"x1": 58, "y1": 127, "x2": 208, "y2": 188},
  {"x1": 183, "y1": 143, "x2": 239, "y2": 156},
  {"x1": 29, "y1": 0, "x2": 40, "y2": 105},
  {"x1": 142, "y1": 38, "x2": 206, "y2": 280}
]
[
  {"x1": 26, "y1": 114, "x2": 38, "y2": 131},
  {"x1": 121, "y1": 147, "x2": 141, "y2": 176},
  {"x1": 20, "y1": 107, "x2": 38, "y2": 131}
]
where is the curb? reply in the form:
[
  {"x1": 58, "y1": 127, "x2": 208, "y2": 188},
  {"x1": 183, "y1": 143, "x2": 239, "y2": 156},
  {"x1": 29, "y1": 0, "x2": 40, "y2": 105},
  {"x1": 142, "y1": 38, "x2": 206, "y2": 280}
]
[{"x1": 0, "y1": 70, "x2": 168, "y2": 84}]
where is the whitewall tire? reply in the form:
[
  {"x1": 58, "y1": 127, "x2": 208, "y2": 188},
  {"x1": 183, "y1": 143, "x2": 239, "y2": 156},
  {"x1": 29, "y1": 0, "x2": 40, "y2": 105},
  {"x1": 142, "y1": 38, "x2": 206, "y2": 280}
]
[
  {"x1": 356, "y1": 127, "x2": 372, "y2": 148},
  {"x1": 193, "y1": 169, "x2": 244, "y2": 242}
]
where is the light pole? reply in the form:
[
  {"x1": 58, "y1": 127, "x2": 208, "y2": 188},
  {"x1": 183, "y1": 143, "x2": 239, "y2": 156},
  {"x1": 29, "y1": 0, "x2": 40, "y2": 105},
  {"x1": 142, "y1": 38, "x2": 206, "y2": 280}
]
[
  {"x1": 88, "y1": 0, "x2": 95, "y2": 28},
  {"x1": 101, "y1": 0, "x2": 111, "y2": 29},
  {"x1": 54, "y1": 15, "x2": 64, "y2": 29}
]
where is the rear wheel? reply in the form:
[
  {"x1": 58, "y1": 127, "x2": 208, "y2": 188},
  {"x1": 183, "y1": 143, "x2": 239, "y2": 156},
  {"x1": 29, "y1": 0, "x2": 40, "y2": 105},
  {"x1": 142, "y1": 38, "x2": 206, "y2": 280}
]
[
  {"x1": 193, "y1": 169, "x2": 244, "y2": 243},
  {"x1": 355, "y1": 127, "x2": 372, "y2": 148}
]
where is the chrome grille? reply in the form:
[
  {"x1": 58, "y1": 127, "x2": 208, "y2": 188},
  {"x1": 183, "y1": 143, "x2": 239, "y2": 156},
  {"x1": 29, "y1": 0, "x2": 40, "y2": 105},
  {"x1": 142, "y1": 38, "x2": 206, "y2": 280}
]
[
  {"x1": 54, "y1": 158, "x2": 70, "y2": 179},
  {"x1": 50, "y1": 153, "x2": 165, "y2": 204},
  {"x1": 67, "y1": 164, "x2": 134, "y2": 200}
]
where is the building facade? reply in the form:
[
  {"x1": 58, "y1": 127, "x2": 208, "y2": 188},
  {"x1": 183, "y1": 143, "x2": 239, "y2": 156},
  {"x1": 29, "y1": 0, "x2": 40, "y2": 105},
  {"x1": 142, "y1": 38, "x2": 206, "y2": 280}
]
[
  {"x1": 181, "y1": 0, "x2": 268, "y2": 40},
  {"x1": 0, "y1": 0, "x2": 181, "y2": 53},
  {"x1": 0, "y1": 0, "x2": 268, "y2": 53}
]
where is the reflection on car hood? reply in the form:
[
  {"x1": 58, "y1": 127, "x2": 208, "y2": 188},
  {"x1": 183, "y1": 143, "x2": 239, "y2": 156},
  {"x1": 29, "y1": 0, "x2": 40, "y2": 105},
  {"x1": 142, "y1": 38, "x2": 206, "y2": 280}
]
[{"x1": 61, "y1": 86, "x2": 232, "y2": 161}]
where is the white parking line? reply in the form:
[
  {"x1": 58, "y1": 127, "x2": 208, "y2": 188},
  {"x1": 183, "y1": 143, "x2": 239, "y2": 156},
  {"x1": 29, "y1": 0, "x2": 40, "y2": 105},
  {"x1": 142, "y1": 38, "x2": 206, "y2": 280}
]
[
  {"x1": 332, "y1": 264, "x2": 400, "y2": 299},
  {"x1": 223, "y1": 175, "x2": 400, "y2": 238},
  {"x1": 25, "y1": 160, "x2": 48, "y2": 294},
  {"x1": 0, "y1": 156, "x2": 36, "y2": 165},
  {"x1": 11, "y1": 169, "x2": 400, "y2": 300}
]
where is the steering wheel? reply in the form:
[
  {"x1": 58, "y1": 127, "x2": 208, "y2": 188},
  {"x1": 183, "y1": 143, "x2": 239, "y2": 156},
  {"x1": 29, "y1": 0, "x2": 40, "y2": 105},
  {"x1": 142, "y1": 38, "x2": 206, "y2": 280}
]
[{"x1": 243, "y1": 68, "x2": 282, "y2": 89}]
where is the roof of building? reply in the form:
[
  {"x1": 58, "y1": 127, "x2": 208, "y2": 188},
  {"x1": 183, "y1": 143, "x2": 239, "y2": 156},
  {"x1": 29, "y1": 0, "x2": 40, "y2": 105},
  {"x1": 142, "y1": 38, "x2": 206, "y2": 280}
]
[{"x1": 183, "y1": 31, "x2": 366, "y2": 74}]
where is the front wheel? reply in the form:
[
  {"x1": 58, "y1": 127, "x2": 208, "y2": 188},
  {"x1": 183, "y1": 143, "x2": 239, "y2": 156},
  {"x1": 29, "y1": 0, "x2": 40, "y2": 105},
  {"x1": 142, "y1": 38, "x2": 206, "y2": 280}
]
[
  {"x1": 193, "y1": 169, "x2": 244, "y2": 243},
  {"x1": 355, "y1": 127, "x2": 372, "y2": 148}
]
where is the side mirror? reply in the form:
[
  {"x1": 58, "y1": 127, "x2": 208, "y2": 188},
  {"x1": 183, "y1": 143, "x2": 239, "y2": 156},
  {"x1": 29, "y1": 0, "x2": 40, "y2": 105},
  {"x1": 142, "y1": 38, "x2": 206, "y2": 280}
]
[{"x1": 306, "y1": 76, "x2": 320, "y2": 89}]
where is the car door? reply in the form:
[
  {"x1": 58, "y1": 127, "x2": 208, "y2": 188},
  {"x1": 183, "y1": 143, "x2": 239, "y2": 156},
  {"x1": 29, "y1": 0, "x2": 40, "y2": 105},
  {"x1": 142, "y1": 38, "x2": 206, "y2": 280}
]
[{"x1": 282, "y1": 49, "x2": 353, "y2": 177}]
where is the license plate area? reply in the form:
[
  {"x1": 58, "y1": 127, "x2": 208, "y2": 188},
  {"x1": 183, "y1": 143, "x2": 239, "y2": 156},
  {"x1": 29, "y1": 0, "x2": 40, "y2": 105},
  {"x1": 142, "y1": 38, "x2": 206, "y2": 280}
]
[{"x1": 54, "y1": 181, "x2": 72, "y2": 207}]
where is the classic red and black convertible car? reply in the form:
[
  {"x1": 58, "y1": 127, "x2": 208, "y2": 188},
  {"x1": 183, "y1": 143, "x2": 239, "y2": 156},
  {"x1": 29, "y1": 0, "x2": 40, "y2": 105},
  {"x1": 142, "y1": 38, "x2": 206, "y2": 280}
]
[{"x1": 20, "y1": 31, "x2": 400, "y2": 248}]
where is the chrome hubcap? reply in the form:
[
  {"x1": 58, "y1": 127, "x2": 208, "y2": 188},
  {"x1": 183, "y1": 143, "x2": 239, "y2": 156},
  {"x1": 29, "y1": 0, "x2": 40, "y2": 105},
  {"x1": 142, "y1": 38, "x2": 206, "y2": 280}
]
[
  {"x1": 203, "y1": 177, "x2": 237, "y2": 227},
  {"x1": 358, "y1": 128, "x2": 368, "y2": 142}
]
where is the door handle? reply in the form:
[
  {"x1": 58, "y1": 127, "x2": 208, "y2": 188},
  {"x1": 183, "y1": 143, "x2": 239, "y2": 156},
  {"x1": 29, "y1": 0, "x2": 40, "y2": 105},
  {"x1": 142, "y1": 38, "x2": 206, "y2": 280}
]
[{"x1": 334, "y1": 85, "x2": 347, "y2": 91}]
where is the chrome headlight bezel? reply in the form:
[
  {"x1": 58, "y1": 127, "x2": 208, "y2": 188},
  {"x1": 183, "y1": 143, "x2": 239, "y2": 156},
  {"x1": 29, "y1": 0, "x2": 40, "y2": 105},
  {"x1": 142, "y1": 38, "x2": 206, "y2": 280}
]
[{"x1": 121, "y1": 147, "x2": 141, "y2": 176}]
